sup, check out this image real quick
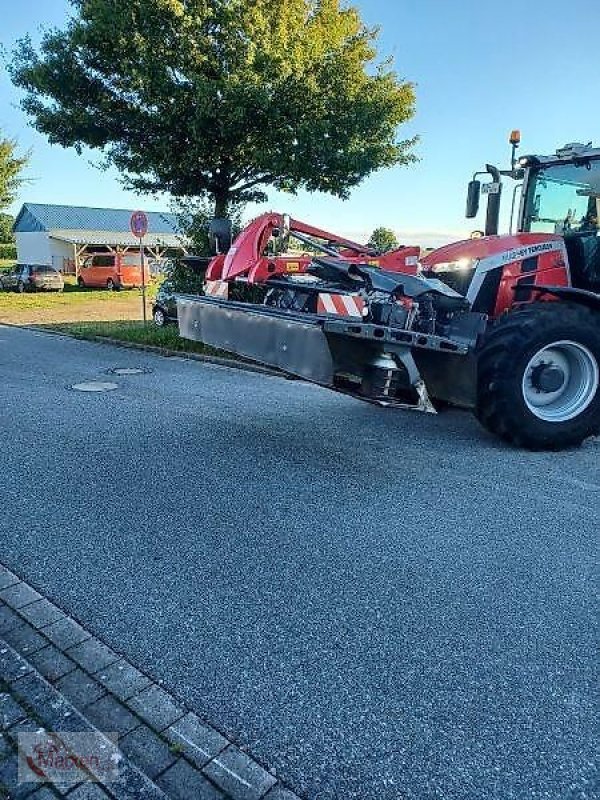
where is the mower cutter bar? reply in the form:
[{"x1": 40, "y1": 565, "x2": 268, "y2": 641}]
[{"x1": 177, "y1": 293, "x2": 472, "y2": 390}]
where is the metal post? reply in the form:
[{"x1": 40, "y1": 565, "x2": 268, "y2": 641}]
[{"x1": 140, "y1": 237, "x2": 147, "y2": 323}]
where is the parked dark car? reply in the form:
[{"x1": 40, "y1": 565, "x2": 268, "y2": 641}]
[
  {"x1": 0, "y1": 264, "x2": 64, "y2": 293},
  {"x1": 152, "y1": 280, "x2": 178, "y2": 326}
]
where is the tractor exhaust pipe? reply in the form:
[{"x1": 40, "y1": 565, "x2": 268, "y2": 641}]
[
  {"x1": 466, "y1": 165, "x2": 502, "y2": 236},
  {"x1": 208, "y1": 218, "x2": 233, "y2": 255},
  {"x1": 484, "y1": 164, "x2": 502, "y2": 236}
]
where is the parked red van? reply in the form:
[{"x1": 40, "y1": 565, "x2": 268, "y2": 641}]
[{"x1": 77, "y1": 253, "x2": 150, "y2": 290}]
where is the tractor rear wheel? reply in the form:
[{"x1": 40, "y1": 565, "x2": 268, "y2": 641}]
[{"x1": 476, "y1": 302, "x2": 600, "y2": 450}]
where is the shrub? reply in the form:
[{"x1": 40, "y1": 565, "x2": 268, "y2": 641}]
[{"x1": 0, "y1": 243, "x2": 16, "y2": 260}]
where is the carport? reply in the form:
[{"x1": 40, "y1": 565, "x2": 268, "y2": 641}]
[{"x1": 13, "y1": 203, "x2": 188, "y2": 274}]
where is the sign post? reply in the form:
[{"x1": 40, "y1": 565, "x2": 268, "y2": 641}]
[{"x1": 130, "y1": 211, "x2": 149, "y2": 323}]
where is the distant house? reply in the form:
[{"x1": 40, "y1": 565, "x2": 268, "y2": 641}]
[{"x1": 12, "y1": 203, "x2": 188, "y2": 274}]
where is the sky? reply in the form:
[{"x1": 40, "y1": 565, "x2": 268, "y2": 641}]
[{"x1": 1, "y1": 0, "x2": 599, "y2": 247}]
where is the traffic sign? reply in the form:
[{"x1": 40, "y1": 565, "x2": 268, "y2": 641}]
[
  {"x1": 130, "y1": 210, "x2": 148, "y2": 238},
  {"x1": 130, "y1": 211, "x2": 149, "y2": 324}
]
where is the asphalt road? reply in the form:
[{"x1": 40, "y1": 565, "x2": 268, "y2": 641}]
[{"x1": 1, "y1": 325, "x2": 597, "y2": 800}]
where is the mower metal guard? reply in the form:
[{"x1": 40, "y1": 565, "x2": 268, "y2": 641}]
[
  {"x1": 177, "y1": 294, "x2": 478, "y2": 412},
  {"x1": 178, "y1": 295, "x2": 336, "y2": 384}
]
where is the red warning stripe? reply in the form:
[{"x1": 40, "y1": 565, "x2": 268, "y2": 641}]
[
  {"x1": 317, "y1": 293, "x2": 365, "y2": 318},
  {"x1": 205, "y1": 280, "x2": 229, "y2": 299}
]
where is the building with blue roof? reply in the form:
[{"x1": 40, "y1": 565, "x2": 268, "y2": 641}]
[{"x1": 13, "y1": 203, "x2": 188, "y2": 273}]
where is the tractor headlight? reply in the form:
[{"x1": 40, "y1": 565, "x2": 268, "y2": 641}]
[{"x1": 428, "y1": 258, "x2": 476, "y2": 273}]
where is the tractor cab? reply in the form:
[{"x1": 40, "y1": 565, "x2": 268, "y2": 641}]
[
  {"x1": 465, "y1": 136, "x2": 600, "y2": 293},
  {"x1": 517, "y1": 144, "x2": 600, "y2": 291}
]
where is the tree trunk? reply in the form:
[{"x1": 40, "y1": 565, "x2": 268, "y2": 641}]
[{"x1": 213, "y1": 190, "x2": 229, "y2": 219}]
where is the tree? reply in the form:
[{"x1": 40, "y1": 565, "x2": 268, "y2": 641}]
[
  {"x1": 11, "y1": 0, "x2": 416, "y2": 218},
  {"x1": 0, "y1": 136, "x2": 28, "y2": 210},
  {"x1": 0, "y1": 213, "x2": 15, "y2": 244},
  {"x1": 368, "y1": 226, "x2": 399, "y2": 253},
  {"x1": 166, "y1": 196, "x2": 243, "y2": 292},
  {"x1": 173, "y1": 198, "x2": 244, "y2": 256}
]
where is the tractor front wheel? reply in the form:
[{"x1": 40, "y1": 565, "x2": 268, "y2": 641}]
[{"x1": 476, "y1": 302, "x2": 600, "y2": 450}]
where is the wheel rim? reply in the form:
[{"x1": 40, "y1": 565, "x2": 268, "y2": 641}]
[
  {"x1": 107, "y1": 280, "x2": 114, "y2": 289},
  {"x1": 154, "y1": 310, "x2": 164, "y2": 325},
  {"x1": 522, "y1": 340, "x2": 599, "y2": 422}
]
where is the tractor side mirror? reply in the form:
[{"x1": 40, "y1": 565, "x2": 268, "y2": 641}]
[
  {"x1": 208, "y1": 218, "x2": 233, "y2": 255},
  {"x1": 466, "y1": 180, "x2": 481, "y2": 219}
]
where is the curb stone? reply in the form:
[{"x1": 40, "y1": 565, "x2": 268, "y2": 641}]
[{"x1": 0, "y1": 564, "x2": 303, "y2": 800}]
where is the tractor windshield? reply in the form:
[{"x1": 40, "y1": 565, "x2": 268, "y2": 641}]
[{"x1": 522, "y1": 158, "x2": 600, "y2": 235}]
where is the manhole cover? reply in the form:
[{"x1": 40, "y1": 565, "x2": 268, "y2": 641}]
[
  {"x1": 106, "y1": 367, "x2": 152, "y2": 376},
  {"x1": 71, "y1": 381, "x2": 119, "y2": 393}
]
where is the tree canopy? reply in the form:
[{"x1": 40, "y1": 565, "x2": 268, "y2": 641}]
[
  {"x1": 368, "y1": 226, "x2": 399, "y2": 253},
  {"x1": 0, "y1": 136, "x2": 28, "y2": 211},
  {"x1": 11, "y1": 0, "x2": 416, "y2": 216}
]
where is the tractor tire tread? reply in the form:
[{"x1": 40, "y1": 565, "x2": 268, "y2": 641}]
[{"x1": 476, "y1": 302, "x2": 600, "y2": 450}]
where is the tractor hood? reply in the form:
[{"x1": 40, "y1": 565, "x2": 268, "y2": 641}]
[
  {"x1": 420, "y1": 232, "x2": 567, "y2": 311},
  {"x1": 421, "y1": 233, "x2": 565, "y2": 270}
]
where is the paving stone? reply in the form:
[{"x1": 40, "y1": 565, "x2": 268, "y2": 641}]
[
  {"x1": 28, "y1": 646, "x2": 76, "y2": 683},
  {"x1": 0, "y1": 694, "x2": 27, "y2": 731},
  {"x1": 66, "y1": 785, "x2": 112, "y2": 799},
  {"x1": 55, "y1": 670, "x2": 106, "y2": 711},
  {"x1": 43, "y1": 620, "x2": 91, "y2": 651},
  {"x1": 203, "y1": 745, "x2": 277, "y2": 800},
  {"x1": 2, "y1": 624, "x2": 47, "y2": 657},
  {"x1": 158, "y1": 758, "x2": 225, "y2": 800},
  {"x1": 0, "y1": 750, "x2": 36, "y2": 799},
  {"x1": 119, "y1": 725, "x2": 176, "y2": 780},
  {"x1": 10, "y1": 673, "x2": 87, "y2": 732},
  {"x1": 29, "y1": 788, "x2": 63, "y2": 799},
  {"x1": 0, "y1": 583, "x2": 42, "y2": 610},
  {"x1": 0, "y1": 645, "x2": 33, "y2": 683},
  {"x1": 165, "y1": 713, "x2": 228, "y2": 769},
  {"x1": 84, "y1": 696, "x2": 139, "y2": 738},
  {"x1": 18, "y1": 601, "x2": 64, "y2": 630},
  {"x1": 0, "y1": 734, "x2": 12, "y2": 761},
  {"x1": 66, "y1": 640, "x2": 119, "y2": 674},
  {"x1": 127, "y1": 685, "x2": 184, "y2": 732},
  {"x1": 3, "y1": 716, "x2": 47, "y2": 747},
  {"x1": 99, "y1": 759, "x2": 169, "y2": 800},
  {"x1": 263, "y1": 786, "x2": 303, "y2": 800},
  {"x1": 0, "y1": 569, "x2": 20, "y2": 592},
  {"x1": 95, "y1": 661, "x2": 151, "y2": 702},
  {"x1": 0, "y1": 606, "x2": 24, "y2": 636}
]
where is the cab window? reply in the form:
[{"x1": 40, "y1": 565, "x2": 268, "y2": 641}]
[{"x1": 524, "y1": 159, "x2": 600, "y2": 235}]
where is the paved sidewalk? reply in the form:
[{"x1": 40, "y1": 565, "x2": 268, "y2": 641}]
[{"x1": 0, "y1": 565, "x2": 300, "y2": 800}]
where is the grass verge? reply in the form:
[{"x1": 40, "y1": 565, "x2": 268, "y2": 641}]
[{"x1": 37, "y1": 320, "x2": 223, "y2": 357}]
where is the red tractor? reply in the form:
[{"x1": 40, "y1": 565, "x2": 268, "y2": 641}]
[{"x1": 178, "y1": 136, "x2": 600, "y2": 450}]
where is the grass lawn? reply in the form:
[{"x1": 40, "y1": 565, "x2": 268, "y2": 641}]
[
  {"x1": 38, "y1": 320, "x2": 218, "y2": 357},
  {"x1": 0, "y1": 279, "x2": 232, "y2": 361},
  {"x1": 0, "y1": 280, "x2": 157, "y2": 325}
]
